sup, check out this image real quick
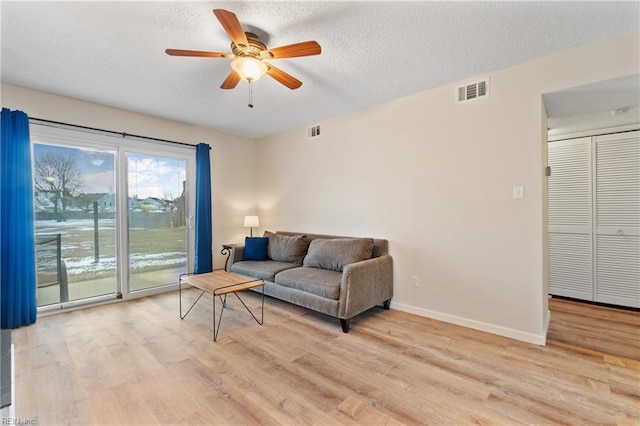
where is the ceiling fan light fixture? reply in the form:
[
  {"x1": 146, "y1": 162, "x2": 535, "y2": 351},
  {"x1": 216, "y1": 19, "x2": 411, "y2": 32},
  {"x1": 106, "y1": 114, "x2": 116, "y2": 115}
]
[
  {"x1": 166, "y1": 9, "x2": 320, "y2": 91},
  {"x1": 231, "y1": 56, "x2": 268, "y2": 82}
]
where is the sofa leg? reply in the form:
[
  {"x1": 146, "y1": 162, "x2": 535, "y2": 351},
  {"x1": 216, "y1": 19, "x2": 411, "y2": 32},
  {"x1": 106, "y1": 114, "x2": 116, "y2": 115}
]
[
  {"x1": 340, "y1": 319, "x2": 350, "y2": 333},
  {"x1": 383, "y1": 299, "x2": 391, "y2": 310}
]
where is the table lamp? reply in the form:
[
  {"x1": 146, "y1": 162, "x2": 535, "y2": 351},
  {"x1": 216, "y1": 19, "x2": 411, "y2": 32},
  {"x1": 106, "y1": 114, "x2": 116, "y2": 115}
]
[{"x1": 243, "y1": 215, "x2": 259, "y2": 237}]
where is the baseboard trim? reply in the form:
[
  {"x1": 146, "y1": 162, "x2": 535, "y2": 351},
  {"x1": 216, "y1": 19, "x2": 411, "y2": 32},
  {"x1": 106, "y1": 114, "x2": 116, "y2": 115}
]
[{"x1": 390, "y1": 302, "x2": 548, "y2": 346}]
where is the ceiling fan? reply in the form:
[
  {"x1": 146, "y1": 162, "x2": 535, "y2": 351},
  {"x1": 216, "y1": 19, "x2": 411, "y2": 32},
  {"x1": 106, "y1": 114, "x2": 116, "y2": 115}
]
[{"x1": 165, "y1": 9, "x2": 321, "y2": 92}]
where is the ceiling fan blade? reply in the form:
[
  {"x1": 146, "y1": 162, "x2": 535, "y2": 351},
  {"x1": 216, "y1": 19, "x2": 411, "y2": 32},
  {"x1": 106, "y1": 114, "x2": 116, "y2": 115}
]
[
  {"x1": 266, "y1": 64, "x2": 302, "y2": 90},
  {"x1": 262, "y1": 41, "x2": 321, "y2": 59},
  {"x1": 165, "y1": 49, "x2": 232, "y2": 59},
  {"x1": 213, "y1": 9, "x2": 249, "y2": 49},
  {"x1": 220, "y1": 70, "x2": 241, "y2": 90}
]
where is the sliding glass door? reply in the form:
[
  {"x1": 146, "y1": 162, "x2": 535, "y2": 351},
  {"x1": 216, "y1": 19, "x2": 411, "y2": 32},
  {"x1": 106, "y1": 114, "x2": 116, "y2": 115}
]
[
  {"x1": 31, "y1": 125, "x2": 196, "y2": 310},
  {"x1": 127, "y1": 152, "x2": 189, "y2": 291}
]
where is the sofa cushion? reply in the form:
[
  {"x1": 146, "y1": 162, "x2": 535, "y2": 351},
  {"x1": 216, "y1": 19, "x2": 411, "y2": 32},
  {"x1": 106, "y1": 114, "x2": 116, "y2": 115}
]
[
  {"x1": 230, "y1": 260, "x2": 298, "y2": 282},
  {"x1": 274, "y1": 267, "x2": 342, "y2": 300},
  {"x1": 303, "y1": 238, "x2": 374, "y2": 272},
  {"x1": 264, "y1": 231, "x2": 310, "y2": 264},
  {"x1": 242, "y1": 237, "x2": 269, "y2": 261}
]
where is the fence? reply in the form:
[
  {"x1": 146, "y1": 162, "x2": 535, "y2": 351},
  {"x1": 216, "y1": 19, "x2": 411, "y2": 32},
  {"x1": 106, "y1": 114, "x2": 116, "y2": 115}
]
[{"x1": 35, "y1": 211, "x2": 184, "y2": 229}]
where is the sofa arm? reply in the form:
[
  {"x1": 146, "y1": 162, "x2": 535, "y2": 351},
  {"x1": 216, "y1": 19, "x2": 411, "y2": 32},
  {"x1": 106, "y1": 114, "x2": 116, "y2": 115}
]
[
  {"x1": 338, "y1": 254, "x2": 394, "y2": 319},
  {"x1": 228, "y1": 245, "x2": 244, "y2": 270}
]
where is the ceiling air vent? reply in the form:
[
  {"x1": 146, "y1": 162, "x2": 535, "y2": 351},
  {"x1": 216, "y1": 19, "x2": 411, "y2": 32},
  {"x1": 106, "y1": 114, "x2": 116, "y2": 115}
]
[
  {"x1": 307, "y1": 124, "x2": 321, "y2": 139},
  {"x1": 457, "y1": 78, "x2": 489, "y2": 103}
]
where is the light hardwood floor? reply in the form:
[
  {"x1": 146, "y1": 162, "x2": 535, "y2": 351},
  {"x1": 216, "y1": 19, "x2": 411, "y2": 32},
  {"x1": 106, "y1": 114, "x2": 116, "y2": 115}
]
[{"x1": 10, "y1": 291, "x2": 640, "y2": 425}]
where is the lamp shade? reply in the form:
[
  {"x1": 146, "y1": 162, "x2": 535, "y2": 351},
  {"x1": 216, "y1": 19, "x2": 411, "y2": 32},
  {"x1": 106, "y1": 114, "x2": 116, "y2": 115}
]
[
  {"x1": 231, "y1": 56, "x2": 268, "y2": 82},
  {"x1": 243, "y1": 215, "x2": 259, "y2": 228}
]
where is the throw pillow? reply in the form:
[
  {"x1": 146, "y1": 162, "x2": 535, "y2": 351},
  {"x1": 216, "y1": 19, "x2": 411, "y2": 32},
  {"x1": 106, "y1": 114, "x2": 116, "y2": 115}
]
[
  {"x1": 303, "y1": 238, "x2": 374, "y2": 272},
  {"x1": 264, "y1": 231, "x2": 310, "y2": 264},
  {"x1": 242, "y1": 237, "x2": 268, "y2": 261}
]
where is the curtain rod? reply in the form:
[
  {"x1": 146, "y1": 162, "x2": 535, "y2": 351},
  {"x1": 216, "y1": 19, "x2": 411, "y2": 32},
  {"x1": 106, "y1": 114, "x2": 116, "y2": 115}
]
[{"x1": 28, "y1": 117, "x2": 205, "y2": 149}]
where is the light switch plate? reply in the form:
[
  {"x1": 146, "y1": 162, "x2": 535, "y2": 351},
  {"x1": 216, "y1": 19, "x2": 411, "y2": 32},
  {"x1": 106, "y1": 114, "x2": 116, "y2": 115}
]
[{"x1": 513, "y1": 185, "x2": 524, "y2": 200}]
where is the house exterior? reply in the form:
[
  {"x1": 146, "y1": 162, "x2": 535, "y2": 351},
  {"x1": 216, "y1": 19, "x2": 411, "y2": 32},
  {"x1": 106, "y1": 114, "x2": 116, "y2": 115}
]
[
  {"x1": 139, "y1": 197, "x2": 165, "y2": 212},
  {"x1": 98, "y1": 193, "x2": 115, "y2": 212},
  {"x1": 33, "y1": 190, "x2": 56, "y2": 213},
  {"x1": 129, "y1": 198, "x2": 140, "y2": 210}
]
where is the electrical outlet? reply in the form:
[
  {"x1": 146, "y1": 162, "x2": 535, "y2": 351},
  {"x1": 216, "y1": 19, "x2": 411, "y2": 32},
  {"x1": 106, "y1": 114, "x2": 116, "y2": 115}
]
[{"x1": 411, "y1": 276, "x2": 419, "y2": 288}]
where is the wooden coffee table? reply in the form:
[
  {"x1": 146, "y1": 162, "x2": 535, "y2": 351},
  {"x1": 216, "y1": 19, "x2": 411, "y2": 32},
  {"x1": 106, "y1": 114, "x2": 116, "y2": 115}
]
[{"x1": 179, "y1": 269, "x2": 264, "y2": 341}]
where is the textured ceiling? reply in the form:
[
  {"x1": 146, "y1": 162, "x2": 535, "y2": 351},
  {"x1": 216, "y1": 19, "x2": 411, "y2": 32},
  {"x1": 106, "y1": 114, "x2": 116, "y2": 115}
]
[{"x1": 1, "y1": 1, "x2": 639, "y2": 139}]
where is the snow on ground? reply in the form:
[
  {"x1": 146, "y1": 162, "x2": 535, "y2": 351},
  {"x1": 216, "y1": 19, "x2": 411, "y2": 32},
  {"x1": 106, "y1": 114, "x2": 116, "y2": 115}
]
[
  {"x1": 64, "y1": 257, "x2": 117, "y2": 275},
  {"x1": 64, "y1": 252, "x2": 185, "y2": 275}
]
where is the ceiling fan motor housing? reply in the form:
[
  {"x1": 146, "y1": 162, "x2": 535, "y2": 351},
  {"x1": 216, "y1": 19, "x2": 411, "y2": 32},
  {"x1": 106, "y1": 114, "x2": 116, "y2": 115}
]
[{"x1": 231, "y1": 32, "x2": 271, "y2": 59}]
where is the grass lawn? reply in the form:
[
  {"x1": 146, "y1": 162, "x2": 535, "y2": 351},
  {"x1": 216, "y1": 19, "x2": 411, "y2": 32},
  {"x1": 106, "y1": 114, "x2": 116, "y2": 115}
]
[{"x1": 36, "y1": 219, "x2": 187, "y2": 286}]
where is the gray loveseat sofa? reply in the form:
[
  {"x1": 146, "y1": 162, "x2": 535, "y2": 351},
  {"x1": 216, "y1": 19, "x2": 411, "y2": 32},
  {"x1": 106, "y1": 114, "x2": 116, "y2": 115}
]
[{"x1": 228, "y1": 231, "x2": 393, "y2": 332}]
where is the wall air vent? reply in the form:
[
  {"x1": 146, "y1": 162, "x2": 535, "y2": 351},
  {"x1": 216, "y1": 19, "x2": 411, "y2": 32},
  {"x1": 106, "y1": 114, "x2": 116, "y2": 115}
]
[
  {"x1": 307, "y1": 124, "x2": 321, "y2": 139},
  {"x1": 457, "y1": 78, "x2": 489, "y2": 103}
]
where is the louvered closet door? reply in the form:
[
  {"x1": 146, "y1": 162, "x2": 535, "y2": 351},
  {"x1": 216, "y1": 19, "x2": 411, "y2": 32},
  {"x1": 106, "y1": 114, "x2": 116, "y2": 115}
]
[
  {"x1": 594, "y1": 131, "x2": 640, "y2": 308},
  {"x1": 548, "y1": 137, "x2": 592, "y2": 300}
]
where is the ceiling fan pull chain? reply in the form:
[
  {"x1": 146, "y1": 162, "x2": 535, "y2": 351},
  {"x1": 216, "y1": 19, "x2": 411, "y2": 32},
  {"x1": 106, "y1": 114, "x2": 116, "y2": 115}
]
[{"x1": 248, "y1": 81, "x2": 254, "y2": 108}]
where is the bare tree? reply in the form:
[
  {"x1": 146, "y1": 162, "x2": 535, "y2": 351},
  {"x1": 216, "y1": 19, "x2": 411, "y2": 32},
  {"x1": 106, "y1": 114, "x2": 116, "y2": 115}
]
[{"x1": 34, "y1": 152, "x2": 83, "y2": 221}]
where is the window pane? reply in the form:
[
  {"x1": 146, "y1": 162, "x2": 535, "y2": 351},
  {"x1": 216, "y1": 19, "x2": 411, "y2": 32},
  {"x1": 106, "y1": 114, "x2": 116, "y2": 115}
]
[
  {"x1": 33, "y1": 143, "x2": 117, "y2": 306},
  {"x1": 127, "y1": 153, "x2": 187, "y2": 291}
]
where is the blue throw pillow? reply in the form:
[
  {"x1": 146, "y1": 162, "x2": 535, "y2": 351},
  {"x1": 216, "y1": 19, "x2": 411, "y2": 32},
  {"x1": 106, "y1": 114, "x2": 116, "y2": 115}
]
[{"x1": 242, "y1": 237, "x2": 268, "y2": 261}]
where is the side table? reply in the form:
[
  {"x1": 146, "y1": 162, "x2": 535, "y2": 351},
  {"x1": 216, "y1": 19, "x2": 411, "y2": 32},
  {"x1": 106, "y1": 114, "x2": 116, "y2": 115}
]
[{"x1": 221, "y1": 243, "x2": 241, "y2": 271}]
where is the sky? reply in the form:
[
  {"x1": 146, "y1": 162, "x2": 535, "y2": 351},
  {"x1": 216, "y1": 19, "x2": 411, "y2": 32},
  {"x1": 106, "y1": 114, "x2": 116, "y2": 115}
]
[
  {"x1": 33, "y1": 144, "x2": 186, "y2": 200},
  {"x1": 127, "y1": 153, "x2": 186, "y2": 200}
]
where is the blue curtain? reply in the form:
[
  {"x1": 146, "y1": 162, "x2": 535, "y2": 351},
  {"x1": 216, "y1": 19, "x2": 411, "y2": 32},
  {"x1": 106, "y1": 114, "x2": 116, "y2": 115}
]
[
  {"x1": 194, "y1": 143, "x2": 212, "y2": 274},
  {"x1": 1, "y1": 108, "x2": 37, "y2": 329}
]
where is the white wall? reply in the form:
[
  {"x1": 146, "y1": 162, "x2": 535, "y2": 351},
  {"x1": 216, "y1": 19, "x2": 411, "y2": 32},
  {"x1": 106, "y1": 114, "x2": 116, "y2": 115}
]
[
  {"x1": 256, "y1": 32, "x2": 640, "y2": 344},
  {"x1": 3, "y1": 31, "x2": 637, "y2": 343},
  {"x1": 0, "y1": 83, "x2": 257, "y2": 269}
]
